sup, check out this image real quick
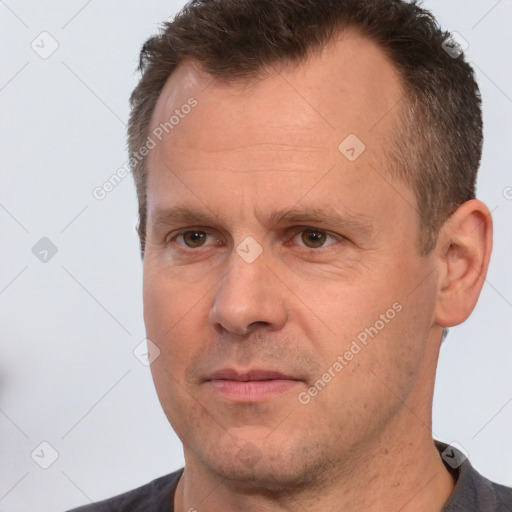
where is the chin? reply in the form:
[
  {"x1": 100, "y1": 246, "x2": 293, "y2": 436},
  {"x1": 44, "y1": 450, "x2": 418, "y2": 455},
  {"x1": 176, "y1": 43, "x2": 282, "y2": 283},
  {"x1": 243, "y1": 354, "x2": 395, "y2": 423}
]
[{"x1": 192, "y1": 433, "x2": 337, "y2": 494}]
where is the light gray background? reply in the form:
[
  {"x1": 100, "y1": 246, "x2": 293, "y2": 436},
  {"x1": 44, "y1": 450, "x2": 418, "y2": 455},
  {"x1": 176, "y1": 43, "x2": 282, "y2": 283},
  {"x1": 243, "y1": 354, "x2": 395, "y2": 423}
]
[{"x1": 0, "y1": 1, "x2": 511, "y2": 510}]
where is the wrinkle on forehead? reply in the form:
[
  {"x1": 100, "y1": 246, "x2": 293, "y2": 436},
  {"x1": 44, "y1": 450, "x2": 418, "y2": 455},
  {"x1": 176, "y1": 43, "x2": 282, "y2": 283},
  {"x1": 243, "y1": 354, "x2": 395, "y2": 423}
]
[
  {"x1": 170, "y1": 143, "x2": 326, "y2": 153},
  {"x1": 156, "y1": 141, "x2": 337, "y2": 176}
]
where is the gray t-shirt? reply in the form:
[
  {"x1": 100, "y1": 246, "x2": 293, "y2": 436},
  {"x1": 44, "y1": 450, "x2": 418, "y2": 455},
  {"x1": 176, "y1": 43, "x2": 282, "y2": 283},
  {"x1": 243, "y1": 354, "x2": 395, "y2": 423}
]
[{"x1": 67, "y1": 441, "x2": 512, "y2": 511}]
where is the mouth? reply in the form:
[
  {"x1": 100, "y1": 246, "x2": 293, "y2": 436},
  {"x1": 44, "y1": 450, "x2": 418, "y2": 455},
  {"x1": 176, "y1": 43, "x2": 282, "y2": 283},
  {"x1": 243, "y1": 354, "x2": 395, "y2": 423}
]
[{"x1": 205, "y1": 368, "x2": 302, "y2": 402}]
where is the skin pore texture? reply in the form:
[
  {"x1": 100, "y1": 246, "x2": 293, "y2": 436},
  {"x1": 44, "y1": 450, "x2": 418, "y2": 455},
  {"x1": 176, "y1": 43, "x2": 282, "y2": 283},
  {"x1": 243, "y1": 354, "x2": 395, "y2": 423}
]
[{"x1": 142, "y1": 29, "x2": 492, "y2": 512}]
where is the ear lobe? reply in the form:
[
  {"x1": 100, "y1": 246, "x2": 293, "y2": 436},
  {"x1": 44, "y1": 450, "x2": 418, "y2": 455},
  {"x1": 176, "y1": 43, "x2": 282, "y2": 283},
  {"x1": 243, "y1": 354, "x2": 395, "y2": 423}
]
[{"x1": 434, "y1": 199, "x2": 493, "y2": 327}]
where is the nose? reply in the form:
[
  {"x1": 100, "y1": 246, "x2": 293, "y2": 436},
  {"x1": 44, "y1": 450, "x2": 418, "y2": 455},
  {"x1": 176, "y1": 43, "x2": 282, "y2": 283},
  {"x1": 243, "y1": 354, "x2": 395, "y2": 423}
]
[{"x1": 208, "y1": 246, "x2": 288, "y2": 337}]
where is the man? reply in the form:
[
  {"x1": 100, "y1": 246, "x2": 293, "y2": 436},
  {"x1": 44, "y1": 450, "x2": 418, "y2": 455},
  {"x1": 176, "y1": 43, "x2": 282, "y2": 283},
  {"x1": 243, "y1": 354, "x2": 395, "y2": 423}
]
[{"x1": 69, "y1": 0, "x2": 512, "y2": 510}]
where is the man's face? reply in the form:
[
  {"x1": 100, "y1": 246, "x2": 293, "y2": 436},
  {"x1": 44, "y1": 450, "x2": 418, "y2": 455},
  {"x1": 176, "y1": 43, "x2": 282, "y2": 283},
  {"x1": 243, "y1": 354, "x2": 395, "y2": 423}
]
[{"x1": 143, "y1": 32, "x2": 440, "y2": 489}]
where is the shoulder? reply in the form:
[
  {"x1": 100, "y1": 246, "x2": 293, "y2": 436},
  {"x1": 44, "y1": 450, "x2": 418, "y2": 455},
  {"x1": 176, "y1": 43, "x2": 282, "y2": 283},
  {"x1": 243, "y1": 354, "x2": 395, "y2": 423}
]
[
  {"x1": 435, "y1": 441, "x2": 512, "y2": 512},
  {"x1": 65, "y1": 469, "x2": 183, "y2": 512},
  {"x1": 493, "y1": 481, "x2": 512, "y2": 512}
]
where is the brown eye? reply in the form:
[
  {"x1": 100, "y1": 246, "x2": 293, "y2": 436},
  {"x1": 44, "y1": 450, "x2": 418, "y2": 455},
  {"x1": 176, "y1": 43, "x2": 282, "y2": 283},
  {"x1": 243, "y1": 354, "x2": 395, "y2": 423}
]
[
  {"x1": 182, "y1": 231, "x2": 207, "y2": 248},
  {"x1": 300, "y1": 229, "x2": 328, "y2": 248}
]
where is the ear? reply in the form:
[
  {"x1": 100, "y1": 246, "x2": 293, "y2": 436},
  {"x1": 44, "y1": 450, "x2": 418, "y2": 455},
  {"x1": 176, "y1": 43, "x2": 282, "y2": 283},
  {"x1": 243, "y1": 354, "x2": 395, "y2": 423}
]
[{"x1": 434, "y1": 199, "x2": 493, "y2": 327}]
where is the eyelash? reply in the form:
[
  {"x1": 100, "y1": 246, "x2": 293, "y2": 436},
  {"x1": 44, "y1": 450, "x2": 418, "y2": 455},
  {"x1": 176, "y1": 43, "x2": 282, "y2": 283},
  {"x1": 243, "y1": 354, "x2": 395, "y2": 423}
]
[{"x1": 167, "y1": 227, "x2": 342, "y2": 252}]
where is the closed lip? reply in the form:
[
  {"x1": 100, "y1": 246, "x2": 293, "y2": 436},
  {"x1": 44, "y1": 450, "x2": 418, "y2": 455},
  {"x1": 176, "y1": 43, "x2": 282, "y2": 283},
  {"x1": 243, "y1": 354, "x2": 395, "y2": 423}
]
[{"x1": 206, "y1": 368, "x2": 300, "y2": 382}]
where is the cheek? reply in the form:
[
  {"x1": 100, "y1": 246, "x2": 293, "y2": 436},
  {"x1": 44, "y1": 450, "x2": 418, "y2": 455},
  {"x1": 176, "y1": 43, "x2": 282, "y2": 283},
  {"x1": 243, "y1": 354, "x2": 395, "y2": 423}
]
[
  {"x1": 305, "y1": 302, "x2": 426, "y2": 434},
  {"x1": 143, "y1": 269, "x2": 201, "y2": 371},
  {"x1": 143, "y1": 280, "x2": 173, "y2": 340},
  {"x1": 303, "y1": 264, "x2": 432, "y2": 399},
  {"x1": 143, "y1": 263, "x2": 194, "y2": 334},
  {"x1": 144, "y1": 273, "x2": 209, "y2": 431},
  {"x1": 352, "y1": 283, "x2": 435, "y2": 400},
  {"x1": 293, "y1": 278, "x2": 394, "y2": 356}
]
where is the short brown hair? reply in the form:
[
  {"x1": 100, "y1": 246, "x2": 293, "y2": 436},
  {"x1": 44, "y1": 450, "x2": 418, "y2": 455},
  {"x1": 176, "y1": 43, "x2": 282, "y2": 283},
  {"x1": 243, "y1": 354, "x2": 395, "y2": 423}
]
[{"x1": 128, "y1": 0, "x2": 482, "y2": 256}]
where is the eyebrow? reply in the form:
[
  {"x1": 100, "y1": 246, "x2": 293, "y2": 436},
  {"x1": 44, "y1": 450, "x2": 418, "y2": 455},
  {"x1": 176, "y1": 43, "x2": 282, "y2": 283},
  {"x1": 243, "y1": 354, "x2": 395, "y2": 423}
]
[
  {"x1": 268, "y1": 207, "x2": 374, "y2": 235},
  {"x1": 150, "y1": 205, "x2": 374, "y2": 237}
]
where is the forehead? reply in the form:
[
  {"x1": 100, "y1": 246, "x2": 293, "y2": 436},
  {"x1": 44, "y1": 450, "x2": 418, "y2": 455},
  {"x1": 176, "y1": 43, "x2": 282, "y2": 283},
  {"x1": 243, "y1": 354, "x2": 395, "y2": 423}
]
[
  {"x1": 145, "y1": 29, "x2": 411, "y2": 228},
  {"x1": 149, "y1": 29, "x2": 403, "y2": 151}
]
